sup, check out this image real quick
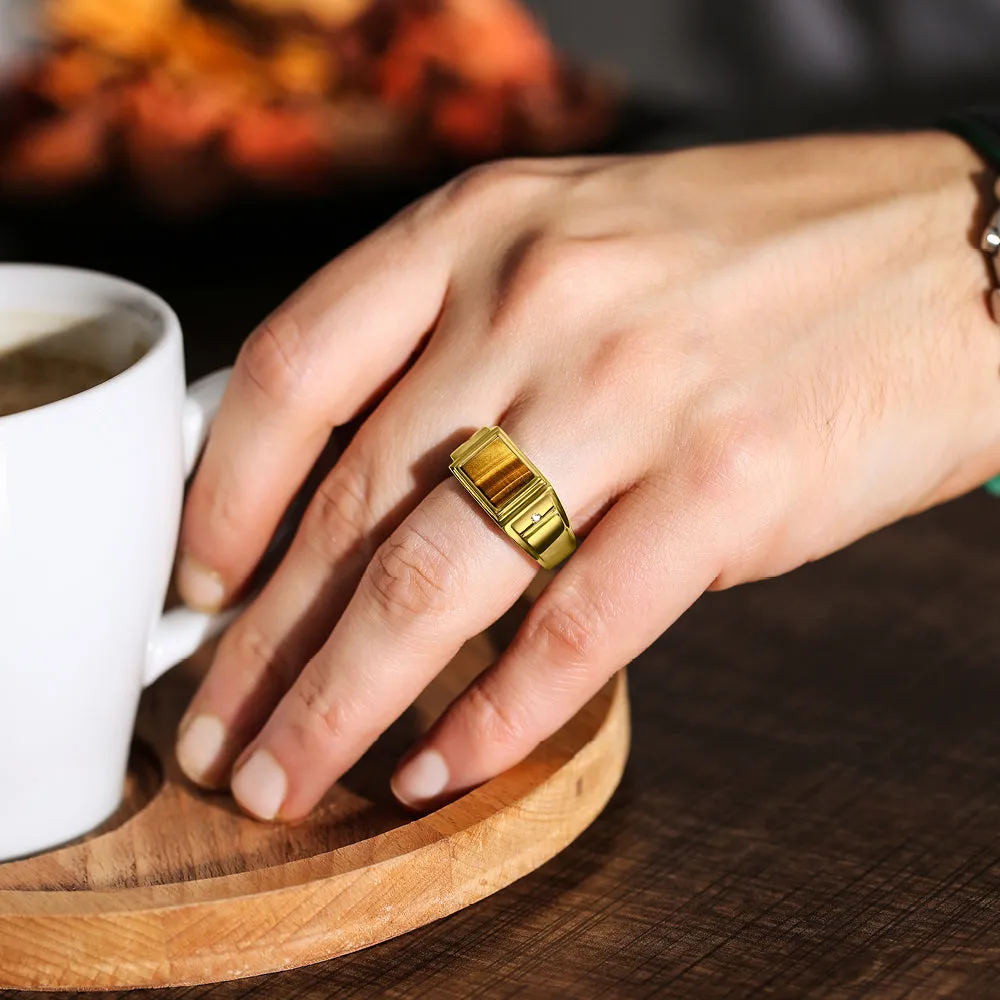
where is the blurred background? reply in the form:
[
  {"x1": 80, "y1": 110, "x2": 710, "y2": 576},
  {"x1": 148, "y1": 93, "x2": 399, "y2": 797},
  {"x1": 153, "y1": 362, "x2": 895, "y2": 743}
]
[{"x1": 3, "y1": 0, "x2": 1000, "y2": 375}]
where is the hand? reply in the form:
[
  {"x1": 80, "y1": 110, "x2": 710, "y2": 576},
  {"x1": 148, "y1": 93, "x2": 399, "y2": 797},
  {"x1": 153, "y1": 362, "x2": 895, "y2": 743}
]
[{"x1": 175, "y1": 131, "x2": 1000, "y2": 820}]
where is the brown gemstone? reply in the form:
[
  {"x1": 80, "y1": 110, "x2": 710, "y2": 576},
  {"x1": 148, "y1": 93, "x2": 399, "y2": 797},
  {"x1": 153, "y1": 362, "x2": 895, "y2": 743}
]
[{"x1": 462, "y1": 437, "x2": 533, "y2": 510}]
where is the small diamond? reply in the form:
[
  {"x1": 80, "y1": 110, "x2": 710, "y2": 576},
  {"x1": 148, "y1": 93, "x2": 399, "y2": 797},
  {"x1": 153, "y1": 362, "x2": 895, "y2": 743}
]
[{"x1": 531, "y1": 513, "x2": 541, "y2": 523}]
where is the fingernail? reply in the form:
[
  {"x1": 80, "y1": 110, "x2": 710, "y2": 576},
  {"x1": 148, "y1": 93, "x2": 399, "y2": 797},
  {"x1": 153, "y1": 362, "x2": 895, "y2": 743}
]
[
  {"x1": 391, "y1": 749, "x2": 450, "y2": 807},
  {"x1": 177, "y1": 554, "x2": 226, "y2": 612},
  {"x1": 232, "y1": 749, "x2": 286, "y2": 821},
  {"x1": 176, "y1": 714, "x2": 227, "y2": 785}
]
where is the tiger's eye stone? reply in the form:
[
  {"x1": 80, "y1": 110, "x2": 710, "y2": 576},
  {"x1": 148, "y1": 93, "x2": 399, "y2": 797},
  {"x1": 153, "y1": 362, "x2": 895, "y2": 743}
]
[{"x1": 462, "y1": 437, "x2": 533, "y2": 510}]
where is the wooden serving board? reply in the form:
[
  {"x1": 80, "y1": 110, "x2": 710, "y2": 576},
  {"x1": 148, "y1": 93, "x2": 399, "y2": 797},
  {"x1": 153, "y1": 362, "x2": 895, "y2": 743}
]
[{"x1": 0, "y1": 598, "x2": 629, "y2": 992}]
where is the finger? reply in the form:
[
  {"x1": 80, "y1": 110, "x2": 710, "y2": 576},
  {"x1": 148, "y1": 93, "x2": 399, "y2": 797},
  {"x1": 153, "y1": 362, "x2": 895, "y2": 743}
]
[
  {"x1": 177, "y1": 204, "x2": 453, "y2": 612},
  {"x1": 176, "y1": 346, "x2": 515, "y2": 787},
  {"x1": 226, "y1": 414, "x2": 622, "y2": 821},
  {"x1": 389, "y1": 474, "x2": 738, "y2": 809}
]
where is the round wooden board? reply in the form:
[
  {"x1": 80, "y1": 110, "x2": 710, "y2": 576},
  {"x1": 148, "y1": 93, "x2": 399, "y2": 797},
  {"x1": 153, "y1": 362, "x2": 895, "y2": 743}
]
[{"x1": 0, "y1": 598, "x2": 630, "y2": 992}]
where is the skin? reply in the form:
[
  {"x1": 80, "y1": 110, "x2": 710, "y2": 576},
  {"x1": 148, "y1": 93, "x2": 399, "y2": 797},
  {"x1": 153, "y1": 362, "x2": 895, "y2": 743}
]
[{"x1": 174, "y1": 131, "x2": 1000, "y2": 821}]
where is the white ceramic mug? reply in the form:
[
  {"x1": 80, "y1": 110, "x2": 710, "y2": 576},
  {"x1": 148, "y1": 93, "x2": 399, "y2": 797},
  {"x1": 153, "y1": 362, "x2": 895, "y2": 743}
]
[{"x1": 0, "y1": 264, "x2": 232, "y2": 862}]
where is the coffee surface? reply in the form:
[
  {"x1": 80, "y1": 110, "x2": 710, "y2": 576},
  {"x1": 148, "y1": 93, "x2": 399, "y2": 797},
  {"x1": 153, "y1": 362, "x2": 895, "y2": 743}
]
[{"x1": 0, "y1": 348, "x2": 115, "y2": 417}]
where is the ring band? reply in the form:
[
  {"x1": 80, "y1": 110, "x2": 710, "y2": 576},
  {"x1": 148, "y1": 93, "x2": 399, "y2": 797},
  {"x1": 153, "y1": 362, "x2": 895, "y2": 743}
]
[{"x1": 449, "y1": 427, "x2": 577, "y2": 570}]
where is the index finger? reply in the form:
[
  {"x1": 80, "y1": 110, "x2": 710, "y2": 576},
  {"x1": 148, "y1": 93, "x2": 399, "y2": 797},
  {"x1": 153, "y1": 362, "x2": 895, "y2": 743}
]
[{"x1": 177, "y1": 205, "x2": 453, "y2": 611}]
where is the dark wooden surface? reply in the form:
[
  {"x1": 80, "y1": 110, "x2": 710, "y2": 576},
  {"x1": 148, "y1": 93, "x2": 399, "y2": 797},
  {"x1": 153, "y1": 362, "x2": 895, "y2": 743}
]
[
  {"x1": 4, "y1": 491, "x2": 1000, "y2": 997},
  {"x1": 7, "y1": 181, "x2": 1000, "y2": 996}
]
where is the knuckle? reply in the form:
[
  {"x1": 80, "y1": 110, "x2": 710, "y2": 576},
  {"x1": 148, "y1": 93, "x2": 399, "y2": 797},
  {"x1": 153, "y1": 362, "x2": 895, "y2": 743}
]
[
  {"x1": 239, "y1": 312, "x2": 307, "y2": 407},
  {"x1": 580, "y1": 330, "x2": 639, "y2": 397},
  {"x1": 686, "y1": 400, "x2": 791, "y2": 511},
  {"x1": 442, "y1": 162, "x2": 501, "y2": 210},
  {"x1": 218, "y1": 619, "x2": 296, "y2": 692},
  {"x1": 711, "y1": 420, "x2": 783, "y2": 496},
  {"x1": 523, "y1": 584, "x2": 606, "y2": 667},
  {"x1": 203, "y1": 481, "x2": 247, "y2": 542},
  {"x1": 290, "y1": 669, "x2": 381, "y2": 751},
  {"x1": 490, "y1": 233, "x2": 609, "y2": 338},
  {"x1": 290, "y1": 670, "x2": 347, "y2": 748},
  {"x1": 464, "y1": 680, "x2": 526, "y2": 751},
  {"x1": 667, "y1": 397, "x2": 796, "y2": 590},
  {"x1": 441, "y1": 159, "x2": 544, "y2": 215},
  {"x1": 508, "y1": 234, "x2": 567, "y2": 295},
  {"x1": 364, "y1": 523, "x2": 461, "y2": 623},
  {"x1": 301, "y1": 458, "x2": 375, "y2": 565},
  {"x1": 391, "y1": 187, "x2": 441, "y2": 231}
]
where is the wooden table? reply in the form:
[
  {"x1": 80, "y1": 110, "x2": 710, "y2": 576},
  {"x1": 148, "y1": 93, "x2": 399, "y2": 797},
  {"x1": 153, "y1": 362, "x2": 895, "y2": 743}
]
[
  {"x1": 4, "y1": 487, "x2": 1000, "y2": 997},
  {"x1": 7, "y1": 188, "x2": 1000, "y2": 997}
]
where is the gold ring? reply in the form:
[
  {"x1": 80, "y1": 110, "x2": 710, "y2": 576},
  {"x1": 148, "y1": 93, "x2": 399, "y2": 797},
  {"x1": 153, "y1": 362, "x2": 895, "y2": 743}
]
[{"x1": 449, "y1": 427, "x2": 577, "y2": 570}]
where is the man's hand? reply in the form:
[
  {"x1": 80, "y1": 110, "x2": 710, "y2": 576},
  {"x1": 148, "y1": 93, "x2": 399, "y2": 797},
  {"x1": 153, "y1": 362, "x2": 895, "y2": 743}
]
[{"x1": 174, "y1": 132, "x2": 1000, "y2": 820}]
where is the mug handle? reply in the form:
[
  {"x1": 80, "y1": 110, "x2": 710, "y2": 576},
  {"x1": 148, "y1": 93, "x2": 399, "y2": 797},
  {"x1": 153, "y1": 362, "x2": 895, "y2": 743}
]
[{"x1": 143, "y1": 368, "x2": 236, "y2": 687}]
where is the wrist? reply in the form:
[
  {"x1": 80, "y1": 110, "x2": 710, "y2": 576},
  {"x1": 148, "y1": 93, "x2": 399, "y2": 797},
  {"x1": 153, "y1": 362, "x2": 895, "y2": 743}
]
[{"x1": 912, "y1": 130, "x2": 1000, "y2": 505}]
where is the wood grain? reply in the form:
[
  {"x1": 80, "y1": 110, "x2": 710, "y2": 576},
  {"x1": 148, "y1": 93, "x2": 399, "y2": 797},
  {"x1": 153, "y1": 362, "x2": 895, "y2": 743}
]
[
  {"x1": 4, "y1": 490, "x2": 997, "y2": 999},
  {"x1": 0, "y1": 601, "x2": 629, "y2": 992}
]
